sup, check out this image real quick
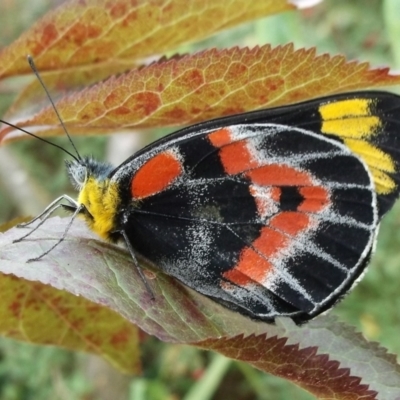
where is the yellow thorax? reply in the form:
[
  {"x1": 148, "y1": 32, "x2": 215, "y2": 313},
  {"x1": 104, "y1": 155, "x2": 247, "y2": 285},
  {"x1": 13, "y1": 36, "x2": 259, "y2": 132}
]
[{"x1": 77, "y1": 177, "x2": 120, "y2": 240}]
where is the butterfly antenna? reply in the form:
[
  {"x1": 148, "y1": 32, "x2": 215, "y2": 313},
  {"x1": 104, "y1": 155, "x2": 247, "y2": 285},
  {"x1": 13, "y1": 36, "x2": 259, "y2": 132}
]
[
  {"x1": 0, "y1": 118, "x2": 80, "y2": 162},
  {"x1": 27, "y1": 55, "x2": 82, "y2": 161}
]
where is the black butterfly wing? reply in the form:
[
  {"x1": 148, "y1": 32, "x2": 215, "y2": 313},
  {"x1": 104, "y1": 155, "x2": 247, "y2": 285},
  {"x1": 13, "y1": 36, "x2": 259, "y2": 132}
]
[{"x1": 111, "y1": 92, "x2": 400, "y2": 322}]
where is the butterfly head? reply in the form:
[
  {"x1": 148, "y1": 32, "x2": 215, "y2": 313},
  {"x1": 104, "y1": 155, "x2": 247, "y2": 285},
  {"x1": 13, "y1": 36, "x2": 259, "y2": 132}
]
[
  {"x1": 65, "y1": 156, "x2": 113, "y2": 190},
  {"x1": 66, "y1": 157, "x2": 120, "y2": 240}
]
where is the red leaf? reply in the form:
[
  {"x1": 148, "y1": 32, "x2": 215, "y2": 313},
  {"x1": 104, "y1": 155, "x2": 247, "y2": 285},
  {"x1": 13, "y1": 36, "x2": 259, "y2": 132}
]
[
  {"x1": 0, "y1": 0, "x2": 294, "y2": 79},
  {"x1": 2, "y1": 45, "x2": 399, "y2": 142}
]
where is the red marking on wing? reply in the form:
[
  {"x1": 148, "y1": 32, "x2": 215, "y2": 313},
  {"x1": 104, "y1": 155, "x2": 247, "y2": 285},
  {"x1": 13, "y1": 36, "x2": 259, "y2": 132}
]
[
  {"x1": 222, "y1": 268, "x2": 255, "y2": 286},
  {"x1": 208, "y1": 129, "x2": 262, "y2": 174},
  {"x1": 269, "y1": 211, "x2": 311, "y2": 236},
  {"x1": 250, "y1": 186, "x2": 281, "y2": 218},
  {"x1": 246, "y1": 165, "x2": 313, "y2": 186},
  {"x1": 298, "y1": 186, "x2": 330, "y2": 212},
  {"x1": 223, "y1": 227, "x2": 288, "y2": 286},
  {"x1": 270, "y1": 187, "x2": 281, "y2": 202},
  {"x1": 208, "y1": 128, "x2": 233, "y2": 147},
  {"x1": 219, "y1": 141, "x2": 259, "y2": 174},
  {"x1": 131, "y1": 151, "x2": 182, "y2": 199}
]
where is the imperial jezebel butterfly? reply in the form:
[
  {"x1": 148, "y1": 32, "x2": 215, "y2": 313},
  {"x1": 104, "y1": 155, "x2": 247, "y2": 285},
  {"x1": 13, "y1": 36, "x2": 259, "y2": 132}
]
[{"x1": 3, "y1": 87, "x2": 400, "y2": 324}]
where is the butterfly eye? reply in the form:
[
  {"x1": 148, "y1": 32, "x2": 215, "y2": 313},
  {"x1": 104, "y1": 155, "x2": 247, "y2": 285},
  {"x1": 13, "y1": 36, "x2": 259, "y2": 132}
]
[{"x1": 65, "y1": 160, "x2": 87, "y2": 190}]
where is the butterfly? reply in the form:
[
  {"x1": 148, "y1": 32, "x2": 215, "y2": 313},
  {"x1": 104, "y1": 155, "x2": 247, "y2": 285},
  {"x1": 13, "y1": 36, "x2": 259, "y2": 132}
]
[{"x1": 5, "y1": 89, "x2": 400, "y2": 324}]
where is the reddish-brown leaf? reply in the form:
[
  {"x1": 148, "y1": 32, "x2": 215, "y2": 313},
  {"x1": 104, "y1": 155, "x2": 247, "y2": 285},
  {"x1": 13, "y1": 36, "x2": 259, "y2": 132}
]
[
  {"x1": 0, "y1": 0, "x2": 294, "y2": 79},
  {"x1": 0, "y1": 221, "x2": 140, "y2": 374},
  {"x1": 2, "y1": 45, "x2": 399, "y2": 142},
  {"x1": 197, "y1": 334, "x2": 378, "y2": 400}
]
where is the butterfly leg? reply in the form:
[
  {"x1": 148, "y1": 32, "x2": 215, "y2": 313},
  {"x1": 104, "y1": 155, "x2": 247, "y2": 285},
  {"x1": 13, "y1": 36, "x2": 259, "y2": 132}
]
[
  {"x1": 120, "y1": 230, "x2": 155, "y2": 300},
  {"x1": 14, "y1": 195, "x2": 79, "y2": 242},
  {"x1": 27, "y1": 204, "x2": 85, "y2": 262}
]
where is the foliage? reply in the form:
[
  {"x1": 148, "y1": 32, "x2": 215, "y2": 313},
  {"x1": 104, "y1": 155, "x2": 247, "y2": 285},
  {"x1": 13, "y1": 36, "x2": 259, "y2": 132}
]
[{"x1": 0, "y1": 0, "x2": 400, "y2": 399}]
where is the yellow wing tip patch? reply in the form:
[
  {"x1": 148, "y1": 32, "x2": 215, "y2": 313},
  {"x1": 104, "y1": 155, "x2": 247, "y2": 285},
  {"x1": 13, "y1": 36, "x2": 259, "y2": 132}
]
[
  {"x1": 320, "y1": 98, "x2": 381, "y2": 139},
  {"x1": 371, "y1": 168, "x2": 396, "y2": 195},
  {"x1": 344, "y1": 139, "x2": 396, "y2": 173},
  {"x1": 322, "y1": 117, "x2": 381, "y2": 140},
  {"x1": 319, "y1": 98, "x2": 375, "y2": 120},
  {"x1": 319, "y1": 97, "x2": 398, "y2": 195}
]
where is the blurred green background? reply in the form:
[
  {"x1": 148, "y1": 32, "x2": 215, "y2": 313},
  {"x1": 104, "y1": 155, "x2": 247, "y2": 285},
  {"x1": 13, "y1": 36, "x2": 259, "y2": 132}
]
[{"x1": 1, "y1": 0, "x2": 400, "y2": 399}]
